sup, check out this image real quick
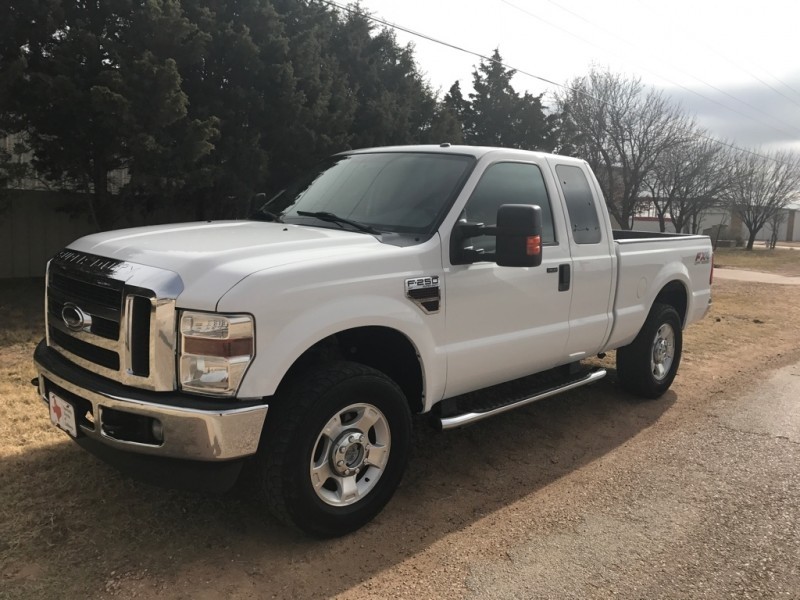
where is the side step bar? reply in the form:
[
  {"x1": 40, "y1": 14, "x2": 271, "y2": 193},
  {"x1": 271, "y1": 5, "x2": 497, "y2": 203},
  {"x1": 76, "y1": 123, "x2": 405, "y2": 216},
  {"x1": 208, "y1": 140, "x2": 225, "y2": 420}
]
[{"x1": 438, "y1": 368, "x2": 607, "y2": 430}]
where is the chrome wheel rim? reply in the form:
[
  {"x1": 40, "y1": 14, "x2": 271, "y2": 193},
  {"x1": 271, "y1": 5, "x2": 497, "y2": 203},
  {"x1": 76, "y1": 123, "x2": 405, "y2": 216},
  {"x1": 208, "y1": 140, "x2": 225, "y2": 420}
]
[
  {"x1": 309, "y1": 403, "x2": 391, "y2": 507},
  {"x1": 651, "y1": 323, "x2": 676, "y2": 381}
]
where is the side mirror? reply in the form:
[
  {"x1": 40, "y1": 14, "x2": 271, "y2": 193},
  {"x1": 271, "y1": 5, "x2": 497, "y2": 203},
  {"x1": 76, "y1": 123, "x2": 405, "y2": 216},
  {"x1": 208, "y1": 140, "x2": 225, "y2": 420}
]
[
  {"x1": 495, "y1": 204, "x2": 543, "y2": 267},
  {"x1": 450, "y1": 220, "x2": 489, "y2": 265}
]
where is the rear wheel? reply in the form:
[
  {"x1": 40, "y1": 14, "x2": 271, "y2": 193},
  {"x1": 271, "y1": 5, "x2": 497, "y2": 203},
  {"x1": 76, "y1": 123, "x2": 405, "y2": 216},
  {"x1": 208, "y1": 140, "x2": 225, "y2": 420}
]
[
  {"x1": 257, "y1": 362, "x2": 412, "y2": 537},
  {"x1": 616, "y1": 303, "x2": 683, "y2": 399}
]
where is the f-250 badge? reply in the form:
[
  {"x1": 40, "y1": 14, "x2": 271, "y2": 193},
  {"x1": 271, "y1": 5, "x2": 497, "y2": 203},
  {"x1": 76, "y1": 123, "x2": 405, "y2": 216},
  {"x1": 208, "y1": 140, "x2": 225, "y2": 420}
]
[
  {"x1": 694, "y1": 251, "x2": 711, "y2": 264},
  {"x1": 405, "y1": 276, "x2": 440, "y2": 314}
]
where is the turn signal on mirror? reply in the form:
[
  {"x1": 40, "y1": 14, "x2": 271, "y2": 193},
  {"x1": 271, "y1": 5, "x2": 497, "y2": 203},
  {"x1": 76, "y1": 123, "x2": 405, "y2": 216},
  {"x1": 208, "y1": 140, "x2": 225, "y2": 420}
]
[{"x1": 526, "y1": 235, "x2": 541, "y2": 256}]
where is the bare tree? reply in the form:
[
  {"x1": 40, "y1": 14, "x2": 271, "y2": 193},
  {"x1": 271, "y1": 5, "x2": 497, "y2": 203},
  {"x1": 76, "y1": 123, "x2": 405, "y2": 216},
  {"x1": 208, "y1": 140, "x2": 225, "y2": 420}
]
[
  {"x1": 728, "y1": 150, "x2": 800, "y2": 250},
  {"x1": 555, "y1": 68, "x2": 692, "y2": 229},
  {"x1": 647, "y1": 136, "x2": 734, "y2": 233},
  {"x1": 767, "y1": 209, "x2": 787, "y2": 249}
]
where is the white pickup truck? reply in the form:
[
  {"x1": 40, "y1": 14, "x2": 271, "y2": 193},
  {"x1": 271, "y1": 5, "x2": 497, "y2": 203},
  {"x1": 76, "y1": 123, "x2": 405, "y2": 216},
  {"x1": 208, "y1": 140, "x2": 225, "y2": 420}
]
[{"x1": 33, "y1": 145, "x2": 712, "y2": 536}]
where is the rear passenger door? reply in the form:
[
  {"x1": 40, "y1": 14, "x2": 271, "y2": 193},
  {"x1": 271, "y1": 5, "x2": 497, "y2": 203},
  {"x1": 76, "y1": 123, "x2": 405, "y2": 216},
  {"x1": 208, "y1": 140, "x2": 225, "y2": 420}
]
[
  {"x1": 548, "y1": 159, "x2": 615, "y2": 357},
  {"x1": 442, "y1": 158, "x2": 574, "y2": 398}
]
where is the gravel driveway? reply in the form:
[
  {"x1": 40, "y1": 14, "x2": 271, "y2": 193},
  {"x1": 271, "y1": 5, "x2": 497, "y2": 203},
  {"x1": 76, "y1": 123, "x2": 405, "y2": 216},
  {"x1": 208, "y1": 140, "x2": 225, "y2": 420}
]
[
  {"x1": 714, "y1": 267, "x2": 800, "y2": 285},
  {"x1": 464, "y1": 359, "x2": 800, "y2": 599}
]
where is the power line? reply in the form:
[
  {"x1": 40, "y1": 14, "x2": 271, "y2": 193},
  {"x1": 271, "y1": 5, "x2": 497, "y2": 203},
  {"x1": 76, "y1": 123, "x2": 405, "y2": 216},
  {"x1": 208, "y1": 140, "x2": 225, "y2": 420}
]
[
  {"x1": 319, "y1": 0, "x2": 794, "y2": 165},
  {"x1": 323, "y1": 1, "x2": 565, "y2": 91},
  {"x1": 500, "y1": 0, "x2": 800, "y2": 140},
  {"x1": 634, "y1": 0, "x2": 800, "y2": 107},
  {"x1": 545, "y1": 0, "x2": 800, "y2": 115}
]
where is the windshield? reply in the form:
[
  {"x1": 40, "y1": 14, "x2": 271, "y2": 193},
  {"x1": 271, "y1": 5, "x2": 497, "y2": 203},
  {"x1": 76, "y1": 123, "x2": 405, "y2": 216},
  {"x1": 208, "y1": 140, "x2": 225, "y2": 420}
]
[{"x1": 253, "y1": 152, "x2": 475, "y2": 234}]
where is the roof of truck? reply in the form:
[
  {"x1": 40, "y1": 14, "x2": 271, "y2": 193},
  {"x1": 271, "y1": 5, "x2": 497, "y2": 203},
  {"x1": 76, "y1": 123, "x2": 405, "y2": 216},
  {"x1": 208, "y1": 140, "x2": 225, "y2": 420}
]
[{"x1": 343, "y1": 144, "x2": 585, "y2": 164}]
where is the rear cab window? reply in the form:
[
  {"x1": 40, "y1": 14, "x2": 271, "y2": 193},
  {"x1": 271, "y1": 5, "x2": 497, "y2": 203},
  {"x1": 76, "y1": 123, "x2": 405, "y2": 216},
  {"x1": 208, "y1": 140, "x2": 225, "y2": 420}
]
[{"x1": 555, "y1": 164, "x2": 602, "y2": 244}]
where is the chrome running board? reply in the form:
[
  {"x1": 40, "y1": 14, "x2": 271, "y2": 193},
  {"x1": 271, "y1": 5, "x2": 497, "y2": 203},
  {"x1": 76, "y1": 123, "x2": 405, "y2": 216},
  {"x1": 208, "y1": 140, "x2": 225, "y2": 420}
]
[{"x1": 438, "y1": 368, "x2": 607, "y2": 430}]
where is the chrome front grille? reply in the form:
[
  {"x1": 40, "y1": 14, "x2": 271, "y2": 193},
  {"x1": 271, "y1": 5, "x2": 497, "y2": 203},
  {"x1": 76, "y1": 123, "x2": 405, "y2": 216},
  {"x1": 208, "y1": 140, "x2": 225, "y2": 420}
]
[
  {"x1": 48, "y1": 271, "x2": 122, "y2": 340},
  {"x1": 46, "y1": 250, "x2": 184, "y2": 391}
]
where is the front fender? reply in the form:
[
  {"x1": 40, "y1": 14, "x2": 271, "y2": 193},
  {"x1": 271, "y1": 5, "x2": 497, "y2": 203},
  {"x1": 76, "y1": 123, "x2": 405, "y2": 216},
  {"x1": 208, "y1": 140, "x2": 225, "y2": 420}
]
[{"x1": 232, "y1": 293, "x2": 445, "y2": 407}]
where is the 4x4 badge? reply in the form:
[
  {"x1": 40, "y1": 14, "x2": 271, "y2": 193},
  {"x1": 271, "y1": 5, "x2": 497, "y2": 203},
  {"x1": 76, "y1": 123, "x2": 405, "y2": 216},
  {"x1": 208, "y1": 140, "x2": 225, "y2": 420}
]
[{"x1": 695, "y1": 251, "x2": 711, "y2": 264}]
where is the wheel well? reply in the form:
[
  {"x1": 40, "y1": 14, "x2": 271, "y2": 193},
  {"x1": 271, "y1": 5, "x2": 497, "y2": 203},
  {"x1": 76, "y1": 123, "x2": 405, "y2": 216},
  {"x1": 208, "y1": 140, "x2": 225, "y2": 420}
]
[
  {"x1": 280, "y1": 327, "x2": 424, "y2": 413},
  {"x1": 654, "y1": 280, "x2": 687, "y2": 325}
]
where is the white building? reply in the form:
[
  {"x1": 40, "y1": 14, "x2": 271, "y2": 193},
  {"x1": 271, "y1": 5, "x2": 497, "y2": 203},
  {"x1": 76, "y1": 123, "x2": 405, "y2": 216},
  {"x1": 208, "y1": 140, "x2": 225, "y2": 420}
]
[{"x1": 631, "y1": 202, "x2": 800, "y2": 244}]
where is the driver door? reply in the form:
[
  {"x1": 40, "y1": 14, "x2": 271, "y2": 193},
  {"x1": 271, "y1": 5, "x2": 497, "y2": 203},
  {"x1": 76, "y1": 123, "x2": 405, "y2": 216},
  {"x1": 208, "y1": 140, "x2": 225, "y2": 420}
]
[{"x1": 442, "y1": 159, "x2": 573, "y2": 398}]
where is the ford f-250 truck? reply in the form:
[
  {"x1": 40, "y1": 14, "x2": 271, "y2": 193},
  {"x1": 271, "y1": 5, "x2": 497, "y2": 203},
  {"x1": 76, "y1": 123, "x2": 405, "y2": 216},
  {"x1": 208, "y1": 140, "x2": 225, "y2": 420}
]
[{"x1": 33, "y1": 145, "x2": 712, "y2": 536}]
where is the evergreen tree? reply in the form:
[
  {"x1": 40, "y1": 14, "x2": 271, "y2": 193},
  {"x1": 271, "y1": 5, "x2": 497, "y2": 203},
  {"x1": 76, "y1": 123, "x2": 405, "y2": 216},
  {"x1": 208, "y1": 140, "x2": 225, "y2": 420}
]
[
  {"x1": 463, "y1": 49, "x2": 556, "y2": 151},
  {"x1": 424, "y1": 104, "x2": 464, "y2": 144},
  {"x1": 331, "y1": 9, "x2": 436, "y2": 149},
  {"x1": 265, "y1": 0, "x2": 357, "y2": 186},
  {"x1": 175, "y1": 0, "x2": 295, "y2": 219},
  {"x1": 1, "y1": 0, "x2": 451, "y2": 226},
  {"x1": 443, "y1": 82, "x2": 469, "y2": 121},
  {"x1": 1, "y1": 0, "x2": 218, "y2": 229},
  {"x1": 441, "y1": 81, "x2": 468, "y2": 142}
]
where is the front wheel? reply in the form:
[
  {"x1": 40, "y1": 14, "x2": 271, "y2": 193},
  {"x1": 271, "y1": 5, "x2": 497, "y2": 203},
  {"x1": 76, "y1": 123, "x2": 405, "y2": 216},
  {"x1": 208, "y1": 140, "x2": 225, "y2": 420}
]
[
  {"x1": 257, "y1": 362, "x2": 412, "y2": 537},
  {"x1": 616, "y1": 302, "x2": 683, "y2": 399}
]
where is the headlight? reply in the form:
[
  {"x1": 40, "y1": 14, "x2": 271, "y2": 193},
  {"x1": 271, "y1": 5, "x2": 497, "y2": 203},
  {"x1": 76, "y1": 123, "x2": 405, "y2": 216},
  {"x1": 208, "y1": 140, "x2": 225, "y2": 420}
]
[{"x1": 178, "y1": 311, "x2": 254, "y2": 397}]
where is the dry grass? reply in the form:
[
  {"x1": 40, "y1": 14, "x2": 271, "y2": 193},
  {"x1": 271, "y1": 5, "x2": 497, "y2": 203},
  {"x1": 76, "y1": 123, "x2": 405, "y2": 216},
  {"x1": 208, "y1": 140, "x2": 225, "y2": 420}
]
[
  {"x1": 2, "y1": 277, "x2": 800, "y2": 598},
  {"x1": 714, "y1": 246, "x2": 800, "y2": 276},
  {"x1": 0, "y1": 279, "x2": 52, "y2": 453},
  {"x1": 0, "y1": 279, "x2": 261, "y2": 599}
]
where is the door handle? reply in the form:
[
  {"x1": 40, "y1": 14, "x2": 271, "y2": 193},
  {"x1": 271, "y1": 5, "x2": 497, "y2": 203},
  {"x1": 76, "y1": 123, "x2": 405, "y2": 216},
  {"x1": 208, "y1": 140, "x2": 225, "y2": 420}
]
[{"x1": 558, "y1": 264, "x2": 570, "y2": 292}]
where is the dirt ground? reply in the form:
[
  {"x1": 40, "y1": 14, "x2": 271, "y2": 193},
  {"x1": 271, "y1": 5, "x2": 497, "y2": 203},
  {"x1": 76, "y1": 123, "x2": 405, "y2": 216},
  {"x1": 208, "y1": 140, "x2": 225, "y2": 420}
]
[{"x1": 2, "y1": 259, "x2": 800, "y2": 599}]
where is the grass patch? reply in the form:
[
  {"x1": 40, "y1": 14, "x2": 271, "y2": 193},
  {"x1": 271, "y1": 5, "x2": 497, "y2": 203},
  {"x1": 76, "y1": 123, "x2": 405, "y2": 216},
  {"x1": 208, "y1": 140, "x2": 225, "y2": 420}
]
[
  {"x1": 713, "y1": 246, "x2": 800, "y2": 276},
  {"x1": 0, "y1": 278, "x2": 44, "y2": 346},
  {"x1": 0, "y1": 279, "x2": 51, "y2": 454}
]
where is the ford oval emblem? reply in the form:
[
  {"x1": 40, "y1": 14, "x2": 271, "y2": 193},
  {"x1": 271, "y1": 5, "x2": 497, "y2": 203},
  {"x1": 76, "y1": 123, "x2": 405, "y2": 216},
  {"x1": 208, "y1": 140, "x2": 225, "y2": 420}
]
[{"x1": 61, "y1": 303, "x2": 92, "y2": 332}]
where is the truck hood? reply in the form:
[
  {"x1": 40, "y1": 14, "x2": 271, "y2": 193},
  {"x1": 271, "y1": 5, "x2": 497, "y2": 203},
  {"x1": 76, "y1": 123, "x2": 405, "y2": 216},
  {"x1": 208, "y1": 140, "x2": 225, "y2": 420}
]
[{"x1": 67, "y1": 221, "x2": 382, "y2": 310}]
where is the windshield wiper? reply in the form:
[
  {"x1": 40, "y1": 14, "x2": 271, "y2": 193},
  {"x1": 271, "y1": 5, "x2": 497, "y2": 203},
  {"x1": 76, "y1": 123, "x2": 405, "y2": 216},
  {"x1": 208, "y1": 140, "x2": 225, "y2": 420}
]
[
  {"x1": 296, "y1": 211, "x2": 380, "y2": 235},
  {"x1": 250, "y1": 206, "x2": 284, "y2": 223},
  {"x1": 248, "y1": 191, "x2": 285, "y2": 222}
]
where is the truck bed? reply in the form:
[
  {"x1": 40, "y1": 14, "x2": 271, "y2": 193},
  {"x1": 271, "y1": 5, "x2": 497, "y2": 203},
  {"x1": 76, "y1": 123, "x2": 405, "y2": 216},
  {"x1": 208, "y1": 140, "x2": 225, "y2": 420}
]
[
  {"x1": 604, "y1": 231, "x2": 713, "y2": 351},
  {"x1": 612, "y1": 229, "x2": 704, "y2": 241}
]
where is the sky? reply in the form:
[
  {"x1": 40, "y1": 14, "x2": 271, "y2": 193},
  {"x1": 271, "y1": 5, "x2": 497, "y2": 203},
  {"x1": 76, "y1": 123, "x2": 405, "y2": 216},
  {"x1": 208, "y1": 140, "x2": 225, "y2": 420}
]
[{"x1": 356, "y1": 0, "x2": 800, "y2": 153}]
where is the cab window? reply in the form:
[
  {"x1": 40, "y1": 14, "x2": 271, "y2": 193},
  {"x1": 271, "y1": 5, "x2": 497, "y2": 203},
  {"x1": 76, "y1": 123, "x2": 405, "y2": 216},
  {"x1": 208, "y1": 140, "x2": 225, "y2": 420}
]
[
  {"x1": 461, "y1": 162, "x2": 556, "y2": 254},
  {"x1": 556, "y1": 165, "x2": 602, "y2": 244}
]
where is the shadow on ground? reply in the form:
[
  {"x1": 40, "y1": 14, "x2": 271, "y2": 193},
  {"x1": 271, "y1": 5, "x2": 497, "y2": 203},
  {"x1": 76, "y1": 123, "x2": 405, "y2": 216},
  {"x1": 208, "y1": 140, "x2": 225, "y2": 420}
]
[{"x1": 1, "y1": 376, "x2": 673, "y2": 599}]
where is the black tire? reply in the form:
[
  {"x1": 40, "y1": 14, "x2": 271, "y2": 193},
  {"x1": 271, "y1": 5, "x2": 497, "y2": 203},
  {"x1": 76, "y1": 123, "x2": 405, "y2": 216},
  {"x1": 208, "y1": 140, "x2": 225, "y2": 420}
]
[
  {"x1": 616, "y1": 302, "x2": 683, "y2": 399},
  {"x1": 257, "y1": 361, "x2": 412, "y2": 537}
]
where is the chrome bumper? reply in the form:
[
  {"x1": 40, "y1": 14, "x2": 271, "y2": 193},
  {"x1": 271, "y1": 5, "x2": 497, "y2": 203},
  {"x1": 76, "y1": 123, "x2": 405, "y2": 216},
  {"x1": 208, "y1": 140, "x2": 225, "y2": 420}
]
[{"x1": 35, "y1": 353, "x2": 268, "y2": 462}]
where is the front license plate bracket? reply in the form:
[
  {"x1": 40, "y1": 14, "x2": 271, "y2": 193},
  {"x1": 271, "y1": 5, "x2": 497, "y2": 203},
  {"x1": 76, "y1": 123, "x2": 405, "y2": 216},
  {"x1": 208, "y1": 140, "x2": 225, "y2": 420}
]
[{"x1": 49, "y1": 391, "x2": 78, "y2": 437}]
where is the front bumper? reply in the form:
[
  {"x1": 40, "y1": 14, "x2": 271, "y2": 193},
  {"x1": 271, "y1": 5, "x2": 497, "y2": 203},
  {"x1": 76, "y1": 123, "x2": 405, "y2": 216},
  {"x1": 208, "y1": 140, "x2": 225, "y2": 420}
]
[{"x1": 33, "y1": 341, "x2": 269, "y2": 463}]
